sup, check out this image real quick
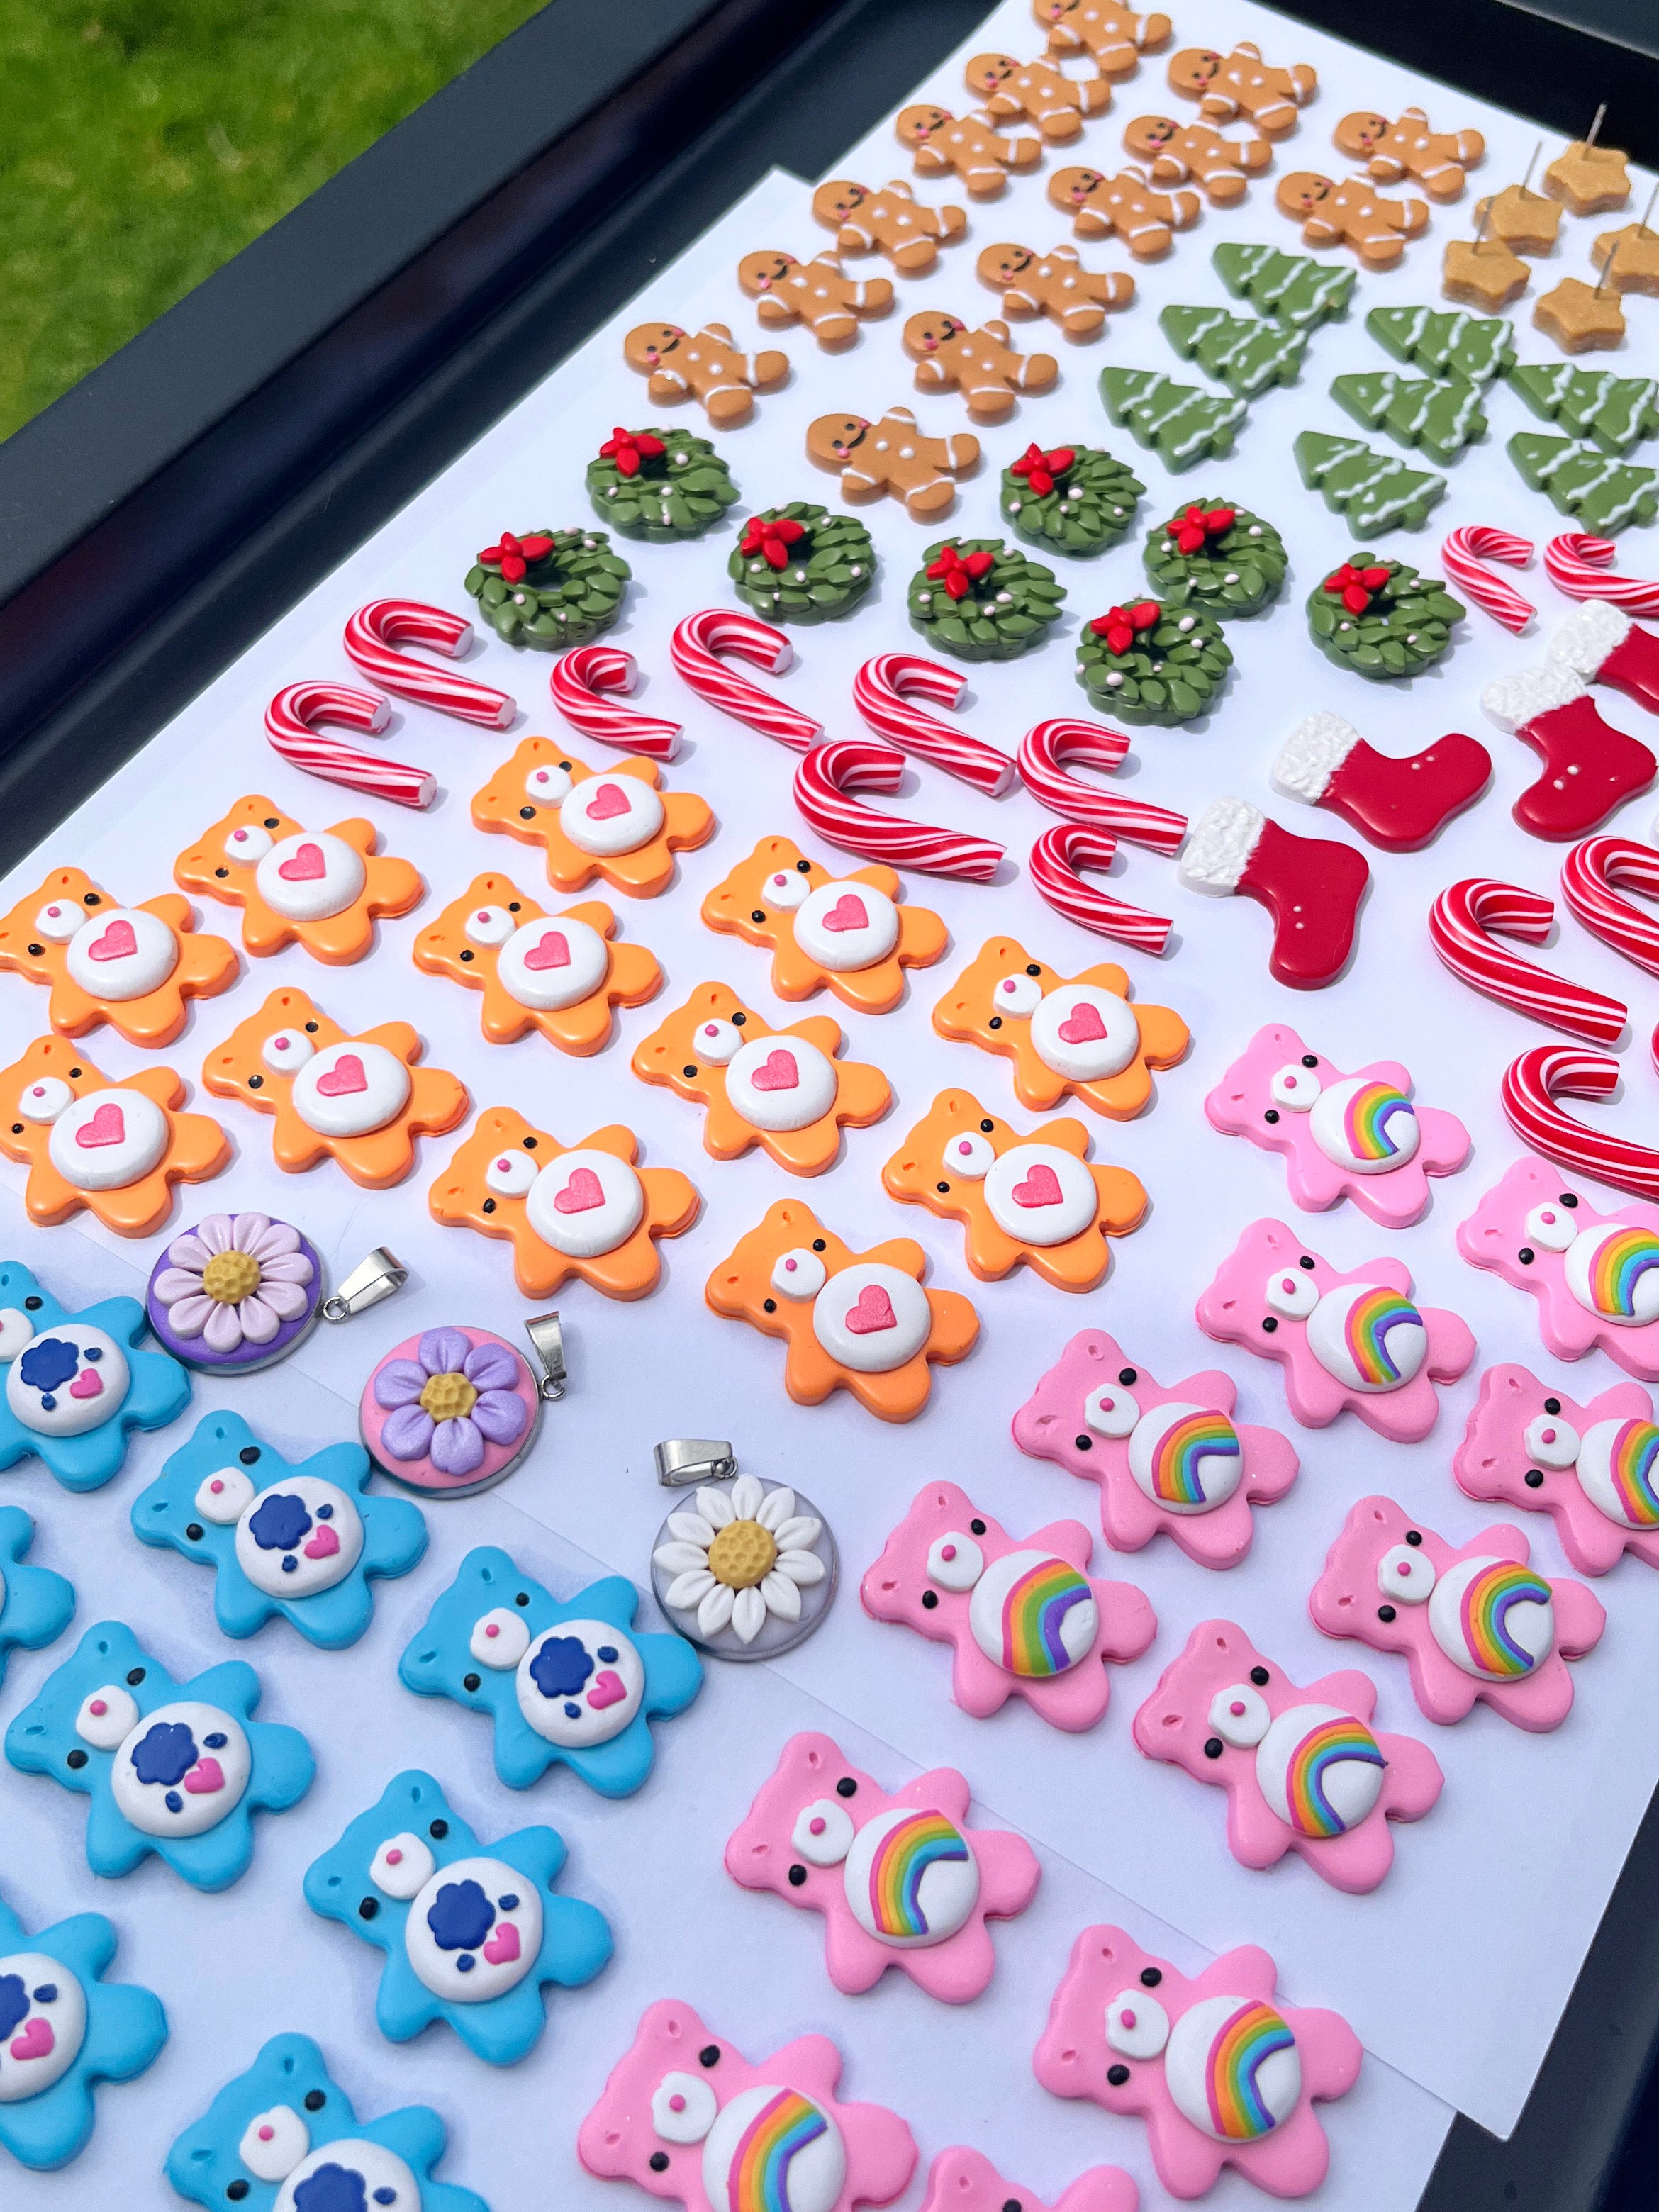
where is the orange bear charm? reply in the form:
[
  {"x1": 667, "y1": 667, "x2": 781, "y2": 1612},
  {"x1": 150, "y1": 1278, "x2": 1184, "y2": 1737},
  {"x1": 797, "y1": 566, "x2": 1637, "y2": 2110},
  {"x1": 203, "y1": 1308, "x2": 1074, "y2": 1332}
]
[
  {"x1": 1333, "y1": 108, "x2": 1485, "y2": 201},
  {"x1": 174, "y1": 795, "x2": 423, "y2": 963},
  {"x1": 203, "y1": 987, "x2": 467, "y2": 1190},
  {"x1": 736, "y1": 250, "x2": 893, "y2": 348},
  {"x1": 902, "y1": 311, "x2": 1058, "y2": 421},
  {"x1": 413, "y1": 873, "x2": 661, "y2": 1054},
  {"x1": 1046, "y1": 165, "x2": 1200, "y2": 254},
  {"x1": 631, "y1": 983, "x2": 890, "y2": 1176},
  {"x1": 933, "y1": 937, "x2": 1188, "y2": 1118},
  {"x1": 1168, "y1": 41, "x2": 1316, "y2": 138},
  {"x1": 471, "y1": 739, "x2": 714, "y2": 898},
  {"x1": 705, "y1": 1197, "x2": 979, "y2": 1422},
  {"x1": 964, "y1": 52, "x2": 1112, "y2": 141},
  {"x1": 1275, "y1": 173, "x2": 1429, "y2": 270},
  {"x1": 894, "y1": 104, "x2": 1041, "y2": 198},
  {"x1": 430, "y1": 1110, "x2": 698, "y2": 1301},
  {"x1": 700, "y1": 834, "x2": 947, "y2": 1012},
  {"x1": 622, "y1": 321, "x2": 787, "y2": 426},
  {"x1": 810, "y1": 178, "x2": 967, "y2": 276},
  {"x1": 0, "y1": 869, "x2": 238, "y2": 1047}
]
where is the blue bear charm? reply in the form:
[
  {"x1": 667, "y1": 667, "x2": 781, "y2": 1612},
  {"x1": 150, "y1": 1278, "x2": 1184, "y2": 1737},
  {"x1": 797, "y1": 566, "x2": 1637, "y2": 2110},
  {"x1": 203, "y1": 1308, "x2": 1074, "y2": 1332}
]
[
  {"x1": 5, "y1": 1621, "x2": 315, "y2": 1890},
  {"x1": 0, "y1": 1262, "x2": 190, "y2": 1492},
  {"x1": 303, "y1": 1770, "x2": 612, "y2": 2066},
  {"x1": 0, "y1": 1507, "x2": 74, "y2": 1684},
  {"x1": 133, "y1": 1411, "x2": 428, "y2": 1649},
  {"x1": 165, "y1": 2029, "x2": 489, "y2": 2211},
  {"x1": 398, "y1": 1546, "x2": 703, "y2": 1797},
  {"x1": 0, "y1": 1884, "x2": 167, "y2": 2171}
]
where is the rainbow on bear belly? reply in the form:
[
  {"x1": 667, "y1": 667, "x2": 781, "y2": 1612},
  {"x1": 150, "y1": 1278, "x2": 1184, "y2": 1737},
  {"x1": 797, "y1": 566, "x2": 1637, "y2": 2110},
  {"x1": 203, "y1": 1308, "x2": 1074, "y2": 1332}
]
[
  {"x1": 1560, "y1": 1222, "x2": 1659, "y2": 1327},
  {"x1": 842, "y1": 1806, "x2": 979, "y2": 1948},
  {"x1": 1254, "y1": 1704, "x2": 1385, "y2": 1838},
  {"x1": 701, "y1": 2082, "x2": 847, "y2": 2212},
  {"x1": 1163, "y1": 1994, "x2": 1302, "y2": 2144},
  {"x1": 967, "y1": 1548, "x2": 1098, "y2": 1675},
  {"x1": 1083, "y1": 1382, "x2": 1244, "y2": 1513},
  {"x1": 1264, "y1": 1268, "x2": 1426, "y2": 1392}
]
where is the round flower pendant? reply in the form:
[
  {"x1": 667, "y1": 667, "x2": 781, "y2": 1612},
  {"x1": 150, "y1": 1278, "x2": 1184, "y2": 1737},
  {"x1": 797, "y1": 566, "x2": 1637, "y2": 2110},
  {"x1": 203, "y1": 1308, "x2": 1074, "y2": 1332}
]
[
  {"x1": 146, "y1": 1213, "x2": 323, "y2": 1373},
  {"x1": 650, "y1": 1471, "x2": 837, "y2": 1660},
  {"x1": 361, "y1": 1326, "x2": 542, "y2": 1497}
]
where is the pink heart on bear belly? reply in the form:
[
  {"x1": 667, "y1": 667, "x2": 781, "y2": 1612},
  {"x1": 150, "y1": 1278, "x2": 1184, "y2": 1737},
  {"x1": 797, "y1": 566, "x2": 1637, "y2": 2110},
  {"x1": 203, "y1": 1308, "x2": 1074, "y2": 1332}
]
[
  {"x1": 314, "y1": 1054, "x2": 367, "y2": 1097},
  {"x1": 9, "y1": 2018, "x2": 54, "y2": 2064},
  {"x1": 68, "y1": 1368, "x2": 104, "y2": 1400},
  {"x1": 277, "y1": 842, "x2": 326, "y2": 882},
  {"x1": 74, "y1": 1102, "x2": 125, "y2": 1149},
  {"x1": 554, "y1": 1167, "x2": 605, "y2": 1214},
  {"x1": 1011, "y1": 1163, "x2": 1063, "y2": 1207},
  {"x1": 1057, "y1": 1001, "x2": 1107, "y2": 1046},
  {"x1": 820, "y1": 894, "x2": 868, "y2": 933},
  {"x1": 482, "y1": 1921, "x2": 521, "y2": 1966},
  {"x1": 303, "y1": 1524, "x2": 341, "y2": 1560},
  {"x1": 184, "y1": 1758, "x2": 225, "y2": 1796},
  {"x1": 843, "y1": 1284, "x2": 897, "y2": 1334},
  {"x1": 748, "y1": 1049, "x2": 799, "y2": 1093},
  {"x1": 584, "y1": 783, "x2": 631, "y2": 821},
  {"x1": 523, "y1": 931, "x2": 571, "y2": 971},
  {"x1": 86, "y1": 919, "x2": 138, "y2": 963},
  {"x1": 587, "y1": 1668, "x2": 627, "y2": 1709}
]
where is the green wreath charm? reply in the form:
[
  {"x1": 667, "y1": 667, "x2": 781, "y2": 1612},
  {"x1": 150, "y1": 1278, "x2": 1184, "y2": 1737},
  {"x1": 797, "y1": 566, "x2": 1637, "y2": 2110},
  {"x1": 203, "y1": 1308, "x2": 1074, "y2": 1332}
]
[
  {"x1": 465, "y1": 528, "x2": 631, "y2": 649},
  {"x1": 999, "y1": 440, "x2": 1145, "y2": 556},
  {"x1": 1142, "y1": 498, "x2": 1286, "y2": 615},
  {"x1": 1075, "y1": 598, "x2": 1231, "y2": 725},
  {"x1": 585, "y1": 425, "x2": 739, "y2": 541},
  {"x1": 906, "y1": 539, "x2": 1066, "y2": 661},
  {"x1": 727, "y1": 504, "x2": 876, "y2": 622},
  {"x1": 1307, "y1": 554, "x2": 1465, "y2": 681}
]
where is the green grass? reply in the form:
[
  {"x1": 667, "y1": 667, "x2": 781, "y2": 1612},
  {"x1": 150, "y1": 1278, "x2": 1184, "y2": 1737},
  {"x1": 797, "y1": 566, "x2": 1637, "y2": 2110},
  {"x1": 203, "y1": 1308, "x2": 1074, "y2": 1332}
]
[{"x1": 0, "y1": 0, "x2": 551, "y2": 441}]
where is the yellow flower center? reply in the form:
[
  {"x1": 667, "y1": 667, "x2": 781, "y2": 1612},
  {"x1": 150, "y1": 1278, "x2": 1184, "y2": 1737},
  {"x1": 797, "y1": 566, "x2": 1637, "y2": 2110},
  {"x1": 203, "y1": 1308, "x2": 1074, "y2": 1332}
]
[
  {"x1": 420, "y1": 1371, "x2": 478, "y2": 1422},
  {"x1": 201, "y1": 1251, "x2": 260, "y2": 1305},
  {"x1": 707, "y1": 1519, "x2": 776, "y2": 1591}
]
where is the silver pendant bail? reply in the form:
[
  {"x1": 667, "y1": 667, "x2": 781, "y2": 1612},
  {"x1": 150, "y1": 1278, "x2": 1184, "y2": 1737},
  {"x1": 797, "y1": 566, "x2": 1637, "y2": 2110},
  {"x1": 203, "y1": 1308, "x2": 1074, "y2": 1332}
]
[
  {"x1": 320, "y1": 1247, "x2": 407, "y2": 1324},
  {"x1": 654, "y1": 1436, "x2": 737, "y2": 1488},
  {"x1": 524, "y1": 1312, "x2": 568, "y2": 1400}
]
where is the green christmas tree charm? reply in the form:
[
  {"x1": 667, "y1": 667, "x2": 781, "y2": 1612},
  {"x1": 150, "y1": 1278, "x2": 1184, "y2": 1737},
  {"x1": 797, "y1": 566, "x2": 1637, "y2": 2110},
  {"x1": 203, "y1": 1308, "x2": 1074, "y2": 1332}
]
[
  {"x1": 1307, "y1": 554, "x2": 1465, "y2": 681},
  {"x1": 1142, "y1": 498, "x2": 1286, "y2": 615},
  {"x1": 1075, "y1": 598, "x2": 1231, "y2": 725},
  {"x1": 1158, "y1": 306, "x2": 1307, "y2": 396},
  {"x1": 1364, "y1": 306, "x2": 1516, "y2": 384},
  {"x1": 1294, "y1": 432, "x2": 1446, "y2": 532},
  {"x1": 1507, "y1": 433, "x2": 1659, "y2": 533},
  {"x1": 727, "y1": 505, "x2": 876, "y2": 622},
  {"x1": 1212, "y1": 244, "x2": 1354, "y2": 328},
  {"x1": 1329, "y1": 371, "x2": 1486, "y2": 464},
  {"x1": 1507, "y1": 366, "x2": 1659, "y2": 455},
  {"x1": 584, "y1": 425, "x2": 739, "y2": 542},
  {"x1": 907, "y1": 540, "x2": 1066, "y2": 662},
  {"x1": 1098, "y1": 368, "x2": 1246, "y2": 472},
  {"x1": 1000, "y1": 441, "x2": 1145, "y2": 556},
  {"x1": 465, "y1": 528, "x2": 631, "y2": 649}
]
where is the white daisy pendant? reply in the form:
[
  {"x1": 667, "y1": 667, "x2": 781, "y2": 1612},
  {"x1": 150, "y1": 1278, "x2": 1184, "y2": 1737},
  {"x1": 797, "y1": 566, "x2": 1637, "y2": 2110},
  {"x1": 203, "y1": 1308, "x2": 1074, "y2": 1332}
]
[{"x1": 650, "y1": 1473, "x2": 837, "y2": 1660}]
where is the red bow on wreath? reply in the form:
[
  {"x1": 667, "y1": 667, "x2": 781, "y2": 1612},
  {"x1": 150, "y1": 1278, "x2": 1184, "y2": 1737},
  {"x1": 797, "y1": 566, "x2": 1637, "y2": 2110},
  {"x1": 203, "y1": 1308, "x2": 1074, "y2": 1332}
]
[
  {"x1": 598, "y1": 426, "x2": 666, "y2": 478},
  {"x1": 1090, "y1": 599, "x2": 1161, "y2": 655},
  {"x1": 927, "y1": 544, "x2": 996, "y2": 601},
  {"x1": 1010, "y1": 442, "x2": 1076, "y2": 498},
  {"x1": 1323, "y1": 562, "x2": 1391, "y2": 616},
  {"x1": 738, "y1": 515, "x2": 806, "y2": 570},
  {"x1": 477, "y1": 531, "x2": 554, "y2": 583},
  {"x1": 1163, "y1": 503, "x2": 1236, "y2": 554}
]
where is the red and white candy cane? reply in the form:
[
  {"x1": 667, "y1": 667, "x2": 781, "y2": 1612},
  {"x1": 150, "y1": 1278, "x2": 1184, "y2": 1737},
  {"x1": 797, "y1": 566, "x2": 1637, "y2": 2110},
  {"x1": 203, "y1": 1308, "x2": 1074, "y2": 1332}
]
[
  {"x1": 1545, "y1": 533, "x2": 1659, "y2": 618},
  {"x1": 1440, "y1": 527, "x2": 1536, "y2": 635},
  {"x1": 1502, "y1": 1044, "x2": 1659, "y2": 1202},
  {"x1": 265, "y1": 683, "x2": 435, "y2": 810},
  {"x1": 851, "y1": 654, "x2": 1014, "y2": 797},
  {"x1": 343, "y1": 601, "x2": 514, "y2": 728},
  {"x1": 1017, "y1": 717, "x2": 1188, "y2": 854},
  {"x1": 1429, "y1": 878, "x2": 1627, "y2": 1045},
  {"x1": 1030, "y1": 825, "x2": 1172, "y2": 954},
  {"x1": 669, "y1": 610, "x2": 820, "y2": 749},
  {"x1": 549, "y1": 645, "x2": 681, "y2": 761},
  {"x1": 1560, "y1": 836, "x2": 1659, "y2": 979},
  {"x1": 793, "y1": 739, "x2": 1002, "y2": 882}
]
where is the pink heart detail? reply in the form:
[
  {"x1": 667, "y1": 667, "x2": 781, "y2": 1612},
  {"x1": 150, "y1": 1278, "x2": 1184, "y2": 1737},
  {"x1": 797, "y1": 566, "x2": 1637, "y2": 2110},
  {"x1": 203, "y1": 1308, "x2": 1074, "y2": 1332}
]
[
  {"x1": 184, "y1": 1758, "x2": 225, "y2": 1796},
  {"x1": 277, "y1": 842, "x2": 326, "y2": 882},
  {"x1": 1012, "y1": 1162, "x2": 1064, "y2": 1207},
  {"x1": 9, "y1": 2018, "x2": 54, "y2": 2064},
  {"x1": 87, "y1": 919, "x2": 138, "y2": 963},
  {"x1": 749, "y1": 1049, "x2": 799, "y2": 1093},
  {"x1": 821, "y1": 894, "x2": 868, "y2": 934},
  {"x1": 1057, "y1": 1001, "x2": 1107, "y2": 1046},
  {"x1": 587, "y1": 1668, "x2": 628, "y2": 1709},
  {"x1": 303, "y1": 1524, "x2": 341, "y2": 1560},
  {"x1": 844, "y1": 1285, "x2": 897, "y2": 1335},
  {"x1": 75, "y1": 1102, "x2": 125, "y2": 1149},
  {"x1": 482, "y1": 1921, "x2": 521, "y2": 1967},
  {"x1": 523, "y1": 931, "x2": 571, "y2": 972},
  {"x1": 554, "y1": 1167, "x2": 605, "y2": 1214},
  {"x1": 315, "y1": 1054, "x2": 367, "y2": 1097},
  {"x1": 68, "y1": 1369, "x2": 104, "y2": 1400},
  {"x1": 585, "y1": 783, "x2": 631, "y2": 821}
]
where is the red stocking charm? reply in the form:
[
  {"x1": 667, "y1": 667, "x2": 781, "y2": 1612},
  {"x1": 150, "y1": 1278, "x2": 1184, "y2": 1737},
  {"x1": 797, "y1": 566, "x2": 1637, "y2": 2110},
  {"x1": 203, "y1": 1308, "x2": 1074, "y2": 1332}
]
[
  {"x1": 1550, "y1": 599, "x2": 1659, "y2": 720},
  {"x1": 1179, "y1": 797, "x2": 1369, "y2": 989},
  {"x1": 1270, "y1": 711, "x2": 1491, "y2": 852},
  {"x1": 1482, "y1": 665, "x2": 1656, "y2": 841}
]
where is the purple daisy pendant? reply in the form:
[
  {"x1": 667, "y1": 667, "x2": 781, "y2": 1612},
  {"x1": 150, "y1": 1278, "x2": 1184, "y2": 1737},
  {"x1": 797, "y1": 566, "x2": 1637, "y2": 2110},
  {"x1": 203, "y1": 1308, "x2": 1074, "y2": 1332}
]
[
  {"x1": 361, "y1": 1326, "x2": 542, "y2": 1497},
  {"x1": 147, "y1": 1213, "x2": 324, "y2": 1373}
]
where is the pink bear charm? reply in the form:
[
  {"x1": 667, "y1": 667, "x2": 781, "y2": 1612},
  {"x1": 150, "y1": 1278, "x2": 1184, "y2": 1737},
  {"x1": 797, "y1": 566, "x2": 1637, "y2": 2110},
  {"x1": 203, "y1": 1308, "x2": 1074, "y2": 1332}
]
[
  {"x1": 1455, "y1": 1361, "x2": 1659, "y2": 1574},
  {"x1": 1204, "y1": 1024, "x2": 1470, "y2": 1228},
  {"x1": 1132, "y1": 1619, "x2": 1443, "y2": 1893},
  {"x1": 920, "y1": 2148, "x2": 1138, "y2": 2212},
  {"x1": 1309, "y1": 1495, "x2": 1606, "y2": 1729},
  {"x1": 1034, "y1": 1926, "x2": 1362, "y2": 2201},
  {"x1": 1012, "y1": 1330, "x2": 1299, "y2": 1568},
  {"x1": 1458, "y1": 1154, "x2": 1659, "y2": 1379},
  {"x1": 1196, "y1": 1218, "x2": 1476, "y2": 1440},
  {"x1": 577, "y1": 1996, "x2": 918, "y2": 2212},
  {"x1": 859, "y1": 1480, "x2": 1156, "y2": 1728},
  {"x1": 724, "y1": 1731, "x2": 1040, "y2": 2001}
]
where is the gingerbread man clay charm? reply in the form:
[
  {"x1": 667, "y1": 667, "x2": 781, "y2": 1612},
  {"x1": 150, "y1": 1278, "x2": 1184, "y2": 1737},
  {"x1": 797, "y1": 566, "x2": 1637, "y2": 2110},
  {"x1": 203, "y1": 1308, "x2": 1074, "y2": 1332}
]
[
  {"x1": 173, "y1": 797, "x2": 423, "y2": 964},
  {"x1": 1122, "y1": 115, "x2": 1271, "y2": 205},
  {"x1": 1047, "y1": 165, "x2": 1200, "y2": 254},
  {"x1": 622, "y1": 320, "x2": 787, "y2": 426},
  {"x1": 471, "y1": 739, "x2": 713, "y2": 898},
  {"x1": 705, "y1": 1197, "x2": 979, "y2": 1421},
  {"x1": 806, "y1": 408, "x2": 979, "y2": 520},
  {"x1": 1455, "y1": 1362, "x2": 1659, "y2": 1576},
  {"x1": 0, "y1": 868, "x2": 238, "y2": 1046},
  {"x1": 737, "y1": 250, "x2": 893, "y2": 349},
  {"x1": 1039, "y1": 0, "x2": 1172, "y2": 78},
  {"x1": 895, "y1": 105, "x2": 1041, "y2": 199},
  {"x1": 700, "y1": 835, "x2": 947, "y2": 1013},
  {"x1": 203, "y1": 987, "x2": 467, "y2": 1190},
  {"x1": 1276, "y1": 173, "x2": 1428, "y2": 269},
  {"x1": 1334, "y1": 108, "x2": 1485, "y2": 201},
  {"x1": 902, "y1": 311, "x2": 1058, "y2": 422},
  {"x1": 413, "y1": 873, "x2": 661, "y2": 1054},
  {"x1": 964, "y1": 52, "x2": 1112, "y2": 143},
  {"x1": 631, "y1": 983, "x2": 891, "y2": 1176},
  {"x1": 810, "y1": 177, "x2": 967, "y2": 275},
  {"x1": 975, "y1": 241, "x2": 1134, "y2": 337},
  {"x1": 1168, "y1": 41, "x2": 1317, "y2": 138}
]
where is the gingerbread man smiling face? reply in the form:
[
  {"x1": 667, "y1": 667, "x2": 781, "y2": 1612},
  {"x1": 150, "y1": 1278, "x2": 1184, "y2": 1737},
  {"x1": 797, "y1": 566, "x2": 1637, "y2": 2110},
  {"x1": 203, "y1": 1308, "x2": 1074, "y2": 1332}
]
[
  {"x1": 471, "y1": 738, "x2": 715, "y2": 898},
  {"x1": 700, "y1": 835, "x2": 947, "y2": 1012},
  {"x1": 174, "y1": 795, "x2": 423, "y2": 964},
  {"x1": 0, "y1": 868, "x2": 238, "y2": 1046},
  {"x1": 413, "y1": 873, "x2": 661, "y2": 1054}
]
